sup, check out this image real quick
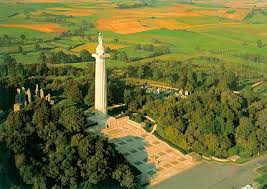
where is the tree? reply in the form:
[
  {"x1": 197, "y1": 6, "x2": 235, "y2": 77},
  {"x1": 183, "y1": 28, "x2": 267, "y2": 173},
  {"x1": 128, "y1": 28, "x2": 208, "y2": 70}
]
[
  {"x1": 113, "y1": 38, "x2": 119, "y2": 43},
  {"x1": 3, "y1": 54, "x2": 16, "y2": 64},
  {"x1": 112, "y1": 165, "x2": 135, "y2": 188},
  {"x1": 110, "y1": 51, "x2": 118, "y2": 60},
  {"x1": 0, "y1": 142, "x2": 24, "y2": 188},
  {"x1": 39, "y1": 52, "x2": 47, "y2": 64},
  {"x1": 80, "y1": 50, "x2": 93, "y2": 62},
  {"x1": 36, "y1": 63, "x2": 48, "y2": 76},
  {"x1": 2, "y1": 34, "x2": 10, "y2": 45},
  {"x1": 108, "y1": 77, "x2": 125, "y2": 104},
  {"x1": 256, "y1": 40, "x2": 263, "y2": 48},
  {"x1": 64, "y1": 80, "x2": 83, "y2": 103},
  {"x1": 35, "y1": 44, "x2": 41, "y2": 51},
  {"x1": 56, "y1": 50, "x2": 69, "y2": 63},
  {"x1": 117, "y1": 51, "x2": 128, "y2": 62},
  {"x1": 123, "y1": 89, "x2": 132, "y2": 106},
  {"x1": 18, "y1": 46, "x2": 23, "y2": 53},
  {"x1": 236, "y1": 117, "x2": 254, "y2": 140},
  {"x1": 20, "y1": 34, "x2": 26, "y2": 43},
  {"x1": 84, "y1": 82, "x2": 94, "y2": 107},
  {"x1": 137, "y1": 66, "x2": 144, "y2": 79},
  {"x1": 60, "y1": 106, "x2": 85, "y2": 132}
]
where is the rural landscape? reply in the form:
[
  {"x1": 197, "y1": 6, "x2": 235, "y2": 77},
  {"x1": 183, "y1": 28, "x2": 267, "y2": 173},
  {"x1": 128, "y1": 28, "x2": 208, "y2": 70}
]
[{"x1": 0, "y1": 0, "x2": 266, "y2": 189}]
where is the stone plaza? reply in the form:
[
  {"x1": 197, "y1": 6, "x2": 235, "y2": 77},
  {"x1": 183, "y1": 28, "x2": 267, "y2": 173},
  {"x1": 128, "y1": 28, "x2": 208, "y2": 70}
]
[{"x1": 103, "y1": 117, "x2": 199, "y2": 185}]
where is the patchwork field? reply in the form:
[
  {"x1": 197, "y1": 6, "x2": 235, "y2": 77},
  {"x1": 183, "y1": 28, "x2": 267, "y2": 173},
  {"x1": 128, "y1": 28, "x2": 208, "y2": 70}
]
[
  {"x1": 95, "y1": 3, "x2": 249, "y2": 34},
  {"x1": 0, "y1": 0, "x2": 266, "y2": 94}
]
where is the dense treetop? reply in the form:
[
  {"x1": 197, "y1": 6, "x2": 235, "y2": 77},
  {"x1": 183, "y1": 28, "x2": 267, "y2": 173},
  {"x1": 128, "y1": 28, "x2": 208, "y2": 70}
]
[
  {"x1": 0, "y1": 100, "x2": 137, "y2": 188},
  {"x1": 123, "y1": 61, "x2": 267, "y2": 158}
]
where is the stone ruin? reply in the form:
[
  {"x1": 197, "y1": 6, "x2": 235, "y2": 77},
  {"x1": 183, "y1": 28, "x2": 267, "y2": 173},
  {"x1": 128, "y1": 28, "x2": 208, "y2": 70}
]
[{"x1": 13, "y1": 84, "x2": 54, "y2": 112}]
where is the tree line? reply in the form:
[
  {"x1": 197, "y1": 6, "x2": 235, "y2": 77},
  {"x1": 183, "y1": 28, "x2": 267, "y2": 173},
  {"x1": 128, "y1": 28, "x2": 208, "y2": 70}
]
[
  {"x1": 107, "y1": 44, "x2": 170, "y2": 63},
  {"x1": 124, "y1": 61, "x2": 238, "y2": 93},
  {"x1": 0, "y1": 34, "x2": 27, "y2": 47},
  {"x1": 117, "y1": 2, "x2": 149, "y2": 9},
  {"x1": 39, "y1": 50, "x2": 94, "y2": 64}
]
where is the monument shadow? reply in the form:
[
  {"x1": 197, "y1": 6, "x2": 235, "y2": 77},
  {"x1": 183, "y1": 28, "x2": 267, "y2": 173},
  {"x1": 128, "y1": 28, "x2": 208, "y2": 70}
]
[{"x1": 109, "y1": 135, "x2": 157, "y2": 186}]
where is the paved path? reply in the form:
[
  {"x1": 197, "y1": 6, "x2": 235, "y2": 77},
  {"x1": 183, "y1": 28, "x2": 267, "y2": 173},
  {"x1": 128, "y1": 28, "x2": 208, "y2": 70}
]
[
  {"x1": 102, "y1": 117, "x2": 198, "y2": 185},
  {"x1": 150, "y1": 155, "x2": 267, "y2": 189}
]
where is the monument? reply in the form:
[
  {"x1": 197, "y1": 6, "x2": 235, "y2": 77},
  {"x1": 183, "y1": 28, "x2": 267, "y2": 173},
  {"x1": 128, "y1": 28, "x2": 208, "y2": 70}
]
[{"x1": 92, "y1": 33, "x2": 110, "y2": 118}]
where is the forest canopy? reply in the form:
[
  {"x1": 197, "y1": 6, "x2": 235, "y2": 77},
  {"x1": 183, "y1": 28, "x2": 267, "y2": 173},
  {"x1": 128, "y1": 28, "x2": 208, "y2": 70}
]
[
  {"x1": 123, "y1": 61, "x2": 267, "y2": 158},
  {"x1": 0, "y1": 100, "x2": 137, "y2": 188}
]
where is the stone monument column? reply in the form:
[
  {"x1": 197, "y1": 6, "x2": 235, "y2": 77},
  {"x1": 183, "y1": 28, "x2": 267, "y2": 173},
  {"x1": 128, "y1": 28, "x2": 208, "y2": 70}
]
[{"x1": 92, "y1": 33, "x2": 110, "y2": 118}]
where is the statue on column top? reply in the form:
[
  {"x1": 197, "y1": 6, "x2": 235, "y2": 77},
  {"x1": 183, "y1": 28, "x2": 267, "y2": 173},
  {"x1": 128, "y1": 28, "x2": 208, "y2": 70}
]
[{"x1": 98, "y1": 32, "x2": 104, "y2": 45}]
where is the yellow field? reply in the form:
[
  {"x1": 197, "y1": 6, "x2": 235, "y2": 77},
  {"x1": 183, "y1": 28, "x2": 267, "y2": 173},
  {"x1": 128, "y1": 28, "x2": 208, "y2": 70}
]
[
  {"x1": 94, "y1": 3, "x2": 249, "y2": 34},
  {"x1": 71, "y1": 43, "x2": 128, "y2": 53},
  {"x1": 47, "y1": 8, "x2": 95, "y2": 16},
  {"x1": 97, "y1": 18, "x2": 149, "y2": 34},
  {"x1": 142, "y1": 19, "x2": 191, "y2": 30},
  {"x1": 0, "y1": 23, "x2": 66, "y2": 33},
  {"x1": 31, "y1": 10, "x2": 45, "y2": 15},
  {"x1": 197, "y1": 0, "x2": 267, "y2": 8}
]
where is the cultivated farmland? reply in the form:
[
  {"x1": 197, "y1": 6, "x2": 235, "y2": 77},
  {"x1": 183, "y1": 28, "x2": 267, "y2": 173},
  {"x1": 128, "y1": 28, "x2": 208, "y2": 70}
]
[{"x1": 0, "y1": 0, "x2": 266, "y2": 94}]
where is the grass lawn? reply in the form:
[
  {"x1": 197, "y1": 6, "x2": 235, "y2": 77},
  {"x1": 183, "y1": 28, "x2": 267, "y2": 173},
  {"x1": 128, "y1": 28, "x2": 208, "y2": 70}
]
[{"x1": 254, "y1": 165, "x2": 267, "y2": 189}]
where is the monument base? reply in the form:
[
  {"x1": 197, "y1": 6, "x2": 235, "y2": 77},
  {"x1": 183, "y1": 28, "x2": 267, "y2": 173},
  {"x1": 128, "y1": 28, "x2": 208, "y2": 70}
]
[{"x1": 85, "y1": 111, "x2": 112, "y2": 132}]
